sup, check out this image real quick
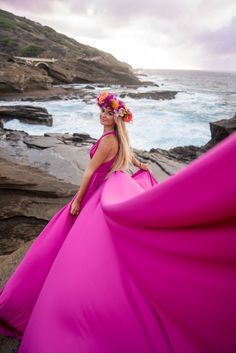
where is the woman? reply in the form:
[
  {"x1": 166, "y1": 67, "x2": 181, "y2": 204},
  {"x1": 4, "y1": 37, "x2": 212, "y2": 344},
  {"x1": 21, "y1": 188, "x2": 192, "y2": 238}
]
[
  {"x1": 70, "y1": 91, "x2": 154, "y2": 216},
  {"x1": 0, "y1": 92, "x2": 236, "y2": 353},
  {"x1": 0, "y1": 91, "x2": 158, "y2": 347}
]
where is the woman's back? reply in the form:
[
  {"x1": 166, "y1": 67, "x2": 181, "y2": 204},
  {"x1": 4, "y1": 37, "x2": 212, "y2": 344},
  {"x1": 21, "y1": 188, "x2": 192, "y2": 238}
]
[
  {"x1": 78, "y1": 130, "x2": 119, "y2": 210},
  {"x1": 89, "y1": 130, "x2": 119, "y2": 170}
]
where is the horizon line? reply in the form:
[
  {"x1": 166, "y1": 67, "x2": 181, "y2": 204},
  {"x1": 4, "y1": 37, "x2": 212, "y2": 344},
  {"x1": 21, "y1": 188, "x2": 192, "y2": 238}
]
[{"x1": 134, "y1": 68, "x2": 236, "y2": 74}]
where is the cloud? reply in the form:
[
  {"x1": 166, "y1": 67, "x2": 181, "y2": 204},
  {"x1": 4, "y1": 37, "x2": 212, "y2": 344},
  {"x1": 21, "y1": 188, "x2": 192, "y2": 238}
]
[
  {"x1": 0, "y1": 0, "x2": 198, "y2": 23},
  {"x1": 69, "y1": 0, "x2": 187, "y2": 21},
  {"x1": 0, "y1": 0, "x2": 52, "y2": 13},
  {"x1": 0, "y1": 0, "x2": 236, "y2": 70},
  {"x1": 195, "y1": 15, "x2": 236, "y2": 55}
]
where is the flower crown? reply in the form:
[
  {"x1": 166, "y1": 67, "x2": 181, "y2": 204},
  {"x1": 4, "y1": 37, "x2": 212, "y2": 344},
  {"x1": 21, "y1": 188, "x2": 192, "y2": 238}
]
[{"x1": 96, "y1": 91, "x2": 133, "y2": 123}]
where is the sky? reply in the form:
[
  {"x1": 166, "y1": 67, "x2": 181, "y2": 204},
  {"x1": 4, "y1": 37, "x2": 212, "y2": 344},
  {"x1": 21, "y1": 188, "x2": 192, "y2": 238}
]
[{"x1": 0, "y1": 0, "x2": 236, "y2": 72}]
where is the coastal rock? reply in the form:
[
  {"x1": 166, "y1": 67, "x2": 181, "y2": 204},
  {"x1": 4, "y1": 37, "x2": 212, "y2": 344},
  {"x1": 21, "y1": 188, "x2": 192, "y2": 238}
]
[
  {"x1": 0, "y1": 86, "x2": 177, "y2": 103},
  {"x1": 23, "y1": 135, "x2": 62, "y2": 149},
  {"x1": 120, "y1": 90, "x2": 178, "y2": 100},
  {"x1": 0, "y1": 53, "x2": 53, "y2": 93},
  {"x1": 202, "y1": 113, "x2": 236, "y2": 150},
  {"x1": 48, "y1": 59, "x2": 141, "y2": 86},
  {"x1": 0, "y1": 157, "x2": 78, "y2": 255},
  {"x1": 134, "y1": 148, "x2": 187, "y2": 176},
  {"x1": 167, "y1": 145, "x2": 204, "y2": 162},
  {"x1": 0, "y1": 105, "x2": 53, "y2": 126}
]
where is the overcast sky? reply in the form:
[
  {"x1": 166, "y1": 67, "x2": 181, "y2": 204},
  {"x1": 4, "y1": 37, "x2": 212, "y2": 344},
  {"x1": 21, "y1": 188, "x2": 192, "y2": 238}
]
[{"x1": 1, "y1": 0, "x2": 235, "y2": 72}]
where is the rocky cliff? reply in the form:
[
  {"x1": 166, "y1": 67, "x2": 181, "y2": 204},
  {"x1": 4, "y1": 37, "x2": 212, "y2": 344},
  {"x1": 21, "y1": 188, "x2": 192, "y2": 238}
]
[{"x1": 0, "y1": 9, "x2": 142, "y2": 93}]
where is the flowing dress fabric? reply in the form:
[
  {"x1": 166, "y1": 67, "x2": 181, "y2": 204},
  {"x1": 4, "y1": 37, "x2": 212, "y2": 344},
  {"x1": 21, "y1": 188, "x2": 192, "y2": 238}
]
[{"x1": 0, "y1": 130, "x2": 236, "y2": 353}]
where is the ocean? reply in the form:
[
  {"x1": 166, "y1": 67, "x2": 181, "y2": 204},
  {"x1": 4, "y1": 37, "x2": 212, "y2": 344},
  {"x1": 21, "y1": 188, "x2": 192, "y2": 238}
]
[{"x1": 1, "y1": 69, "x2": 236, "y2": 151}]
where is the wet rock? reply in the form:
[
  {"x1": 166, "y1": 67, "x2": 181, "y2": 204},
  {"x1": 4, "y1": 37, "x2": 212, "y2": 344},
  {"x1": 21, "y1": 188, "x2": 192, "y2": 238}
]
[
  {"x1": 120, "y1": 90, "x2": 178, "y2": 100},
  {"x1": 166, "y1": 145, "x2": 204, "y2": 162},
  {"x1": 0, "y1": 106, "x2": 53, "y2": 126},
  {"x1": 84, "y1": 85, "x2": 95, "y2": 89},
  {"x1": 22, "y1": 135, "x2": 63, "y2": 149},
  {"x1": 0, "y1": 84, "x2": 172, "y2": 103},
  {"x1": 0, "y1": 157, "x2": 78, "y2": 256},
  {"x1": 203, "y1": 113, "x2": 236, "y2": 150}
]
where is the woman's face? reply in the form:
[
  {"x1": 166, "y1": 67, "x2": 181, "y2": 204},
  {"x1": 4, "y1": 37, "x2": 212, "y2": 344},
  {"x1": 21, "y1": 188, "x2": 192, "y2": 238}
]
[{"x1": 100, "y1": 107, "x2": 116, "y2": 129}]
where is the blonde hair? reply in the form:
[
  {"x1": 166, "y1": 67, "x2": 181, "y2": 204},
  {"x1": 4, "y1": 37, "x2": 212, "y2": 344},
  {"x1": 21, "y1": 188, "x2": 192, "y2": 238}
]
[{"x1": 104, "y1": 115, "x2": 133, "y2": 180}]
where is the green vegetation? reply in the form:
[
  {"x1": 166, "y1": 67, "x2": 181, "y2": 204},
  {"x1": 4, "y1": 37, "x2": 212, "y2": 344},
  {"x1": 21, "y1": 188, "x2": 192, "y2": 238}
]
[
  {"x1": 0, "y1": 37, "x2": 18, "y2": 48},
  {"x1": 0, "y1": 10, "x2": 105, "y2": 62},
  {"x1": 0, "y1": 13, "x2": 16, "y2": 29},
  {"x1": 18, "y1": 21, "x2": 33, "y2": 32},
  {"x1": 42, "y1": 27, "x2": 67, "y2": 45},
  {"x1": 85, "y1": 48, "x2": 100, "y2": 57},
  {"x1": 19, "y1": 44, "x2": 44, "y2": 57},
  {"x1": 46, "y1": 32, "x2": 66, "y2": 45}
]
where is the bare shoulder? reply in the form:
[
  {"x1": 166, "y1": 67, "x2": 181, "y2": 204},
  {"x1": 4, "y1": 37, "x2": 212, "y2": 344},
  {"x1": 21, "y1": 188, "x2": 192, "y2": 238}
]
[
  {"x1": 99, "y1": 134, "x2": 118, "y2": 148},
  {"x1": 98, "y1": 135, "x2": 119, "y2": 161}
]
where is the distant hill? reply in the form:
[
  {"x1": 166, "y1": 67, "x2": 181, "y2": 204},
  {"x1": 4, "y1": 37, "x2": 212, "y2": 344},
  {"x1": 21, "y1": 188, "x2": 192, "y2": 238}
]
[{"x1": 0, "y1": 9, "x2": 141, "y2": 92}]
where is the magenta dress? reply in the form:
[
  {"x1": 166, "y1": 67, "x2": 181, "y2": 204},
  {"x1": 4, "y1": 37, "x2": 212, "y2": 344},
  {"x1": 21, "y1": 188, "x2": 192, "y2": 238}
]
[{"x1": 0, "y1": 130, "x2": 236, "y2": 353}]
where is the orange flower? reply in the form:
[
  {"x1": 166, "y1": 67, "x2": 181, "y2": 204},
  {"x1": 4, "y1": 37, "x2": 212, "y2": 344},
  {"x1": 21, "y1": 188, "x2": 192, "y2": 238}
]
[
  {"x1": 98, "y1": 91, "x2": 109, "y2": 104},
  {"x1": 110, "y1": 99, "x2": 119, "y2": 110}
]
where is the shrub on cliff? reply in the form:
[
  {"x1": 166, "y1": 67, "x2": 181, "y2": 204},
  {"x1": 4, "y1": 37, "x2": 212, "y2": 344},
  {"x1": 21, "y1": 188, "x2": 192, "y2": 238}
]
[
  {"x1": 0, "y1": 13, "x2": 16, "y2": 29},
  {"x1": 19, "y1": 44, "x2": 45, "y2": 57}
]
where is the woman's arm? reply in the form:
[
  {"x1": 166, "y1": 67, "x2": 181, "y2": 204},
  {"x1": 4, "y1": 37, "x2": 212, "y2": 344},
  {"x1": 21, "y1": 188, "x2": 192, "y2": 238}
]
[
  {"x1": 131, "y1": 152, "x2": 149, "y2": 171},
  {"x1": 131, "y1": 152, "x2": 142, "y2": 168}
]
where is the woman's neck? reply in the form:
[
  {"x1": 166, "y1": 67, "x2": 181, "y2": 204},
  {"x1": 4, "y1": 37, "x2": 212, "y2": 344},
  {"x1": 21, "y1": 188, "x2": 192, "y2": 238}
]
[{"x1": 103, "y1": 128, "x2": 115, "y2": 134}]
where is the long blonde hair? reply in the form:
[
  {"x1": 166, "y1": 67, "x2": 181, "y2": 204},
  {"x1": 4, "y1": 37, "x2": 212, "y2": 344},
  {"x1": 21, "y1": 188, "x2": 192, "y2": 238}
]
[{"x1": 104, "y1": 115, "x2": 133, "y2": 180}]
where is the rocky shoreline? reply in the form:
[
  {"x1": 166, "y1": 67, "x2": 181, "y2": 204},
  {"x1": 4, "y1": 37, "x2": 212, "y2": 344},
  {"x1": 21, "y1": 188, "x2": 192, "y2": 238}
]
[{"x1": 0, "y1": 84, "x2": 179, "y2": 103}]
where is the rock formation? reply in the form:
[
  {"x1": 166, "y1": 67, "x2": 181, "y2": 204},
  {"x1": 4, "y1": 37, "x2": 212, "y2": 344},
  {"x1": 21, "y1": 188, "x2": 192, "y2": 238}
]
[
  {"x1": 120, "y1": 91, "x2": 178, "y2": 100},
  {"x1": 0, "y1": 85, "x2": 179, "y2": 103},
  {"x1": 0, "y1": 9, "x2": 141, "y2": 93},
  {"x1": 0, "y1": 106, "x2": 53, "y2": 126},
  {"x1": 203, "y1": 113, "x2": 236, "y2": 150},
  {"x1": 0, "y1": 53, "x2": 53, "y2": 93}
]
